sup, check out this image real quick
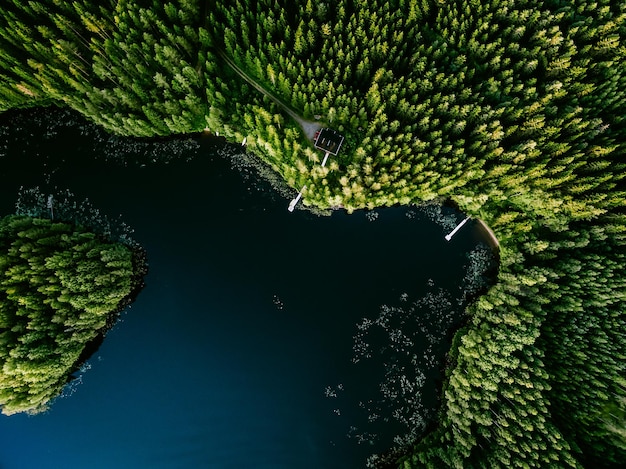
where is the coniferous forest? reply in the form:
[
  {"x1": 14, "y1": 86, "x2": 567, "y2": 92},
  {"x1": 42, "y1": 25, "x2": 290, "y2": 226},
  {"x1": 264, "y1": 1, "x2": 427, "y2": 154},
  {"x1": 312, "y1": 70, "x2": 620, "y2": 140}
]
[
  {"x1": 0, "y1": 215, "x2": 144, "y2": 416},
  {"x1": 0, "y1": 0, "x2": 625, "y2": 467}
]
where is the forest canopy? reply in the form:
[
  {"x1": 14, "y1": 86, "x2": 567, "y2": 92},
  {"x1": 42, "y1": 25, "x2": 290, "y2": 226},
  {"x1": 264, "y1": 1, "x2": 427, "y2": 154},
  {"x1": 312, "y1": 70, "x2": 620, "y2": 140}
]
[
  {"x1": 0, "y1": 215, "x2": 143, "y2": 415},
  {"x1": 0, "y1": 0, "x2": 624, "y2": 467}
]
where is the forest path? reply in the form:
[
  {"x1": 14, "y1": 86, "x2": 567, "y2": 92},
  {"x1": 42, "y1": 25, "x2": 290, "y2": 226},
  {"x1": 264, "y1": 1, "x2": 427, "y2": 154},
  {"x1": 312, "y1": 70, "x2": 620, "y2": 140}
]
[{"x1": 217, "y1": 51, "x2": 323, "y2": 141}]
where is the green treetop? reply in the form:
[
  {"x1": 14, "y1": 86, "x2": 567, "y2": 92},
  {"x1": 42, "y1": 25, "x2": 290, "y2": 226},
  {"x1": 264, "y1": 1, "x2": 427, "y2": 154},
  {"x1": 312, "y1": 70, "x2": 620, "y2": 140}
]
[{"x1": 0, "y1": 215, "x2": 142, "y2": 415}]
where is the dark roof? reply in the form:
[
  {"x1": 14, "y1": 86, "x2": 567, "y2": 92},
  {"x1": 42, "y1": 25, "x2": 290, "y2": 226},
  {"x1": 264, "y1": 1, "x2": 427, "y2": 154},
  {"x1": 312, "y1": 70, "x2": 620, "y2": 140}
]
[{"x1": 314, "y1": 128, "x2": 344, "y2": 155}]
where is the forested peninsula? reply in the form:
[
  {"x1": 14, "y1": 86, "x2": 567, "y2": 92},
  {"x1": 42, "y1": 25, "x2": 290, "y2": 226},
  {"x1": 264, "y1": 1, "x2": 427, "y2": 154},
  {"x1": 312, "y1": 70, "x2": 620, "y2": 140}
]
[
  {"x1": 0, "y1": 214, "x2": 146, "y2": 415},
  {"x1": 0, "y1": 0, "x2": 625, "y2": 467}
]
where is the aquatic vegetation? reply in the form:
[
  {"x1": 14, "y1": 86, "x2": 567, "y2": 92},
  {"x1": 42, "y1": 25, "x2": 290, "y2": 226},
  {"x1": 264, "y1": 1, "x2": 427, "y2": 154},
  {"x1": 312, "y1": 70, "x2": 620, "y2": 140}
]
[
  {"x1": 0, "y1": 0, "x2": 624, "y2": 467},
  {"x1": 0, "y1": 107, "x2": 201, "y2": 168},
  {"x1": 15, "y1": 187, "x2": 138, "y2": 248},
  {"x1": 366, "y1": 211, "x2": 380, "y2": 222},
  {"x1": 330, "y1": 240, "x2": 495, "y2": 466},
  {"x1": 458, "y1": 243, "x2": 497, "y2": 303},
  {"x1": 419, "y1": 204, "x2": 461, "y2": 233}
]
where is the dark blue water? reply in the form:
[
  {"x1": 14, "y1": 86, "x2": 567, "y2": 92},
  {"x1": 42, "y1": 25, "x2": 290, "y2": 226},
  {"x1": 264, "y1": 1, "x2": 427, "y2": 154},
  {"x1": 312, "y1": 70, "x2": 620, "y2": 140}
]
[{"x1": 0, "y1": 108, "x2": 489, "y2": 468}]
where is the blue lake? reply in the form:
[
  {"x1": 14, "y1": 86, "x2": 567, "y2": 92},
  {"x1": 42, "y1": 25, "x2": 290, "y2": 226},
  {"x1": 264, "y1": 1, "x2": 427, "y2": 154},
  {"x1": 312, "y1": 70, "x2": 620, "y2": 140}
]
[{"x1": 0, "y1": 108, "x2": 492, "y2": 468}]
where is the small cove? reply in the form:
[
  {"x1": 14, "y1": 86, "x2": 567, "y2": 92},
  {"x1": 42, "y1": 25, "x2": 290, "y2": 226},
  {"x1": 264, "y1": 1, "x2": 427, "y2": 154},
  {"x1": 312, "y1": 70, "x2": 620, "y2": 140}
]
[{"x1": 0, "y1": 108, "x2": 494, "y2": 468}]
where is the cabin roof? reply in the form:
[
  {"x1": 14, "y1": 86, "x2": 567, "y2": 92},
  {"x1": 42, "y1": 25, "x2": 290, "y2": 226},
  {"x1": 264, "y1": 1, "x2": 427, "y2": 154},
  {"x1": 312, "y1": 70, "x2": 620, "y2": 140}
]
[{"x1": 314, "y1": 128, "x2": 344, "y2": 155}]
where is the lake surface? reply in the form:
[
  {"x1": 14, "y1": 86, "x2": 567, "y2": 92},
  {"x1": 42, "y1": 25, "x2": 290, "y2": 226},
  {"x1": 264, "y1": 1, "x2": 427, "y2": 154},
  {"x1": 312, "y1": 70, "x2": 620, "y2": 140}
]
[{"x1": 0, "y1": 108, "x2": 492, "y2": 468}]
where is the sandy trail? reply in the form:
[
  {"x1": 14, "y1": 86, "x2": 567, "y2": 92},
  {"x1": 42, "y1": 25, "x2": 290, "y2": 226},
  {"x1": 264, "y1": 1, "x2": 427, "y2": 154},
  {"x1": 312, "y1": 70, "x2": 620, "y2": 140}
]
[
  {"x1": 218, "y1": 51, "x2": 323, "y2": 140},
  {"x1": 476, "y1": 219, "x2": 500, "y2": 249}
]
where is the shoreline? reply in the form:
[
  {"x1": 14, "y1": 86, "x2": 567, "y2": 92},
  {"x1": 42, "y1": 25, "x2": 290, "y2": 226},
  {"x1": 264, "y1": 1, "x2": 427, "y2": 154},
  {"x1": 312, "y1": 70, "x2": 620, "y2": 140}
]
[{"x1": 476, "y1": 218, "x2": 500, "y2": 249}]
